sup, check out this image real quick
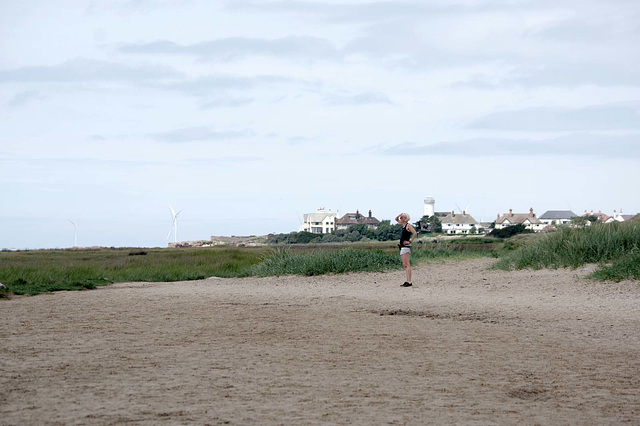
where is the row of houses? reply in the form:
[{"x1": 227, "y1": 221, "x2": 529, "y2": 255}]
[
  {"x1": 299, "y1": 208, "x2": 381, "y2": 234},
  {"x1": 299, "y1": 201, "x2": 638, "y2": 235}
]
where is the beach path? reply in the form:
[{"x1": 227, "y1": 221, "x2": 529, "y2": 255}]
[{"x1": 1, "y1": 258, "x2": 639, "y2": 425}]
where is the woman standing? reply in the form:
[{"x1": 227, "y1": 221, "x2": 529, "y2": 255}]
[{"x1": 395, "y1": 213, "x2": 417, "y2": 287}]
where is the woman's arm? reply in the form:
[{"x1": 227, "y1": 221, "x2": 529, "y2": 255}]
[{"x1": 408, "y1": 223, "x2": 417, "y2": 240}]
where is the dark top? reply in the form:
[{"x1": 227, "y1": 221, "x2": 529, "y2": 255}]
[{"x1": 399, "y1": 224, "x2": 412, "y2": 248}]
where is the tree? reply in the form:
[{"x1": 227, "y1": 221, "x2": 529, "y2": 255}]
[
  {"x1": 414, "y1": 215, "x2": 442, "y2": 234},
  {"x1": 570, "y1": 216, "x2": 593, "y2": 228},
  {"x1": 487, "y1": 224, "x2": 532, "y2": 239}
]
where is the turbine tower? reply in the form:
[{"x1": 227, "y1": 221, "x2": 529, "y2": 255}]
[
  {"x1": 68, "y1": 220, "x2": 79, "y2": 247},
  {"x1": 167, "y1": 203, "x2": 183, "y2": 243}
]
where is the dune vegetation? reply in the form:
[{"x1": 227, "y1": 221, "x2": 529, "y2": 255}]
[
  {"x1": 493, "y1": 220, "x2": 640, "y2": 281},
  {"x1": 0, "y1": 242, "x2": 493, "y2": 297}
]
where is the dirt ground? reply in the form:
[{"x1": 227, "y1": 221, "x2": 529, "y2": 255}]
[{"x1": 1, "y1": 258, "x2": 639, "y2": 425}]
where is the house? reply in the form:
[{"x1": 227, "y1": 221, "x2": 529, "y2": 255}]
[
  {"x1": 299, "y1": 208, "x2": 338, "y2": 234},
  {"x1": 440, "y1": 211, "x2": 479, "y2": 234},
  {"x1": 539, "y1": 210, "x2": 577, "y2": 226},
  {"x1": 336, "y1": 210, "x2": 381, "y2": 230},
  {"x1": 604, "y1": 210, "x2": 635, "y2": 223},
  {"x1": 582, "y1": 211, "x2": 611, "y2": 223},
  {"x1": 495, "y1": 208, "x2": 545, "y2": 232}
]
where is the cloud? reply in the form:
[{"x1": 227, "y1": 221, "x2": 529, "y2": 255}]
[
  {"x1": 0, "y1": 155, "x2": 162, "y2": 169},
  {"x1": 120, "y1": 36, "x2": 341, "y2": 62},
  {"x1": 453, "y1": 61, "x2": 640, "y2": 89},
  {"x1": 383, "y1": 133, "x2": 640, "y2": 158},
  {"x1": 185, "y1": 156, "x2": 262, "y2": 166},
  {"x1": 148, "y1": 126, "x2": 253, "y2": 143},
  {"x1": 324, "y1": 91, "x2": 393, "y2": 106},
  {"x1": 0, "y1": 58, "x2": 181, "y2": 83},
  {"x1": 8, "y1": 90, "x2": 45, "y2": 107},
  {"x1": 469, "y1": 104, "x2": 640, "y2": 131},
  {"x1": 224, "y1": 1, "x2": 472, "y2": 23},
  {"x1": 199, "y1": 97, "x2": 254, "y2": 109},
  {"x1": 154, "y1": 74, "x2": 310, "y2": 97}
]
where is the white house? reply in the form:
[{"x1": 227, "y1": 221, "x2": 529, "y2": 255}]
[
  {"x1": 539, "y1": 210, "x2": 577, "y2": 226},
  {"x1": 605, "y1": 210, "x2": 635, "y2": 223},
  {"x1": 299, "y1": 208, "x2": 338, "y2": 234},
  {"x1": 440, "y1": 211, "x2": 479, "y2": 234},
  {"x1": 495, "y1": 208, "x2": 545, "y2": 232}
]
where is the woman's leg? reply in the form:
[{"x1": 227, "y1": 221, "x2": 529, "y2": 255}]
[{"x1": 402, "y1": 253, "x2": 411, "y2": 283}]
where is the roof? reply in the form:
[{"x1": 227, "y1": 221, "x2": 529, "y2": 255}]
[
  {"x1": 303, "y1": 211, "x2": 337, "y2": 222},
  {"x1": 496, "y1": 212, "x2": 543, "y2": 225},
  {"x1": 539, "y1": 210, "x2": 577, "y2": 220},
  {"x1": 582, "y1": 212, "x2": 611, "y2": 222},
  {"x1": 337, "y1": 211, "x2": 380, "y2": 226},
  {"x1": 440, "y1": 212, "x2": 478, "y2": 225}
]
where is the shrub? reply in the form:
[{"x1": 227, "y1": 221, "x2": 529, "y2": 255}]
[
  {"x1": 493, "y1": 221, "x2": 640, "y2": 275},
  {"x1": 488, "y1": 224, "x2": 533, "y2": 239}
]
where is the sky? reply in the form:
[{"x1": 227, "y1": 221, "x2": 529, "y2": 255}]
[{"x1": 1, "y1": 0, "x2": 639, "y2": 249}]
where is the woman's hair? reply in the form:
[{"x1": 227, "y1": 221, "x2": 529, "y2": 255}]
[{"x1": 401, "y1": 213, "x2": 410, "y2": 221}]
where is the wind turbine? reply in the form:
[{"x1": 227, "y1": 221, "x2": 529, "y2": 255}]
[
  {"x1": 68, "y1": 219, "x2": 79, "y2": 247},
  {"x1": 455, "y1": 203, "x2": 471, "y2": 215},
  {"x1": 167, "y1": 203, "x2": 183, "y2": 243}
]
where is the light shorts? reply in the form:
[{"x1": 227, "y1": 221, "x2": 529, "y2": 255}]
[{"x1": 400, "y1": 247, "x2": 411, "y2": 256}]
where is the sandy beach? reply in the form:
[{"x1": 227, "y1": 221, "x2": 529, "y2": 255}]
[{"x1": 1, "y1": 257, "x2": 639, "y2": 425}]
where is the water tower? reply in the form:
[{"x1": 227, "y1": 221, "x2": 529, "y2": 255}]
[{"x1": 424, "y1": 196, "x2": 435, "y2": 217}]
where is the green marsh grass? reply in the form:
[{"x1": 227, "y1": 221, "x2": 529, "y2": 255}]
[
  {"x1": 0, "y1": 241, "x2": 498, "y2": 296},
  {"x1": 492, "y1": 221, "x2": 640, "y2": 280},
  {"x1": 249, "y1": 244, "x2": 493, "y2": 277},
  {"x1": 0, "y1": 247, "x2": 267, "y2": 296}
]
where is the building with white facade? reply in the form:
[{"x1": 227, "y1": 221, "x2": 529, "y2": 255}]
[
  {"x1": 539, "y1": 210, "x2": 577, "y2": 226},
  {"x1": 605, "y1": 210, "x2": 635, "y2": 223},
  {"x1": 299, "y1": 208, "x2": 338, "y2": 234},
  {"x1": 495, "y1": 208, "x2": 545, "y2": 232},
  {"x1": 440, "y1": 211, "x2": 479, "y2": 234}
]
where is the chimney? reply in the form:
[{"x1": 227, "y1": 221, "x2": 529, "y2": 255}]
[
  {"x1": 368, "y1": 209, "x2": 372, "y2": 218},
  {"x1": 452, "y1": 210, "x2": 455, "y2": 217},
  {"x1": 463, "y1": 210, "x2": 466, "y2": 215},
  {"x1": 497, "y1": 213, "x2": 500, "y2": 220},
  {"x1": 509, "y1": 208, "x2": 513, "y2": 217},
  {"x1": 529, "y1": 207, "x2": 534, "y2": 217}
]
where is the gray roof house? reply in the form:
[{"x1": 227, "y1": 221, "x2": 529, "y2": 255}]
[{"x1": 539, "y1": 210, "x2": 577, "y2": 226}]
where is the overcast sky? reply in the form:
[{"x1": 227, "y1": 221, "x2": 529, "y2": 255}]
[{"x1": 2, "y1": 0, "x2": 639, "y2": 249}]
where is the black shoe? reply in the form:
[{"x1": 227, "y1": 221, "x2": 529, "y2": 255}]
[{"x1": 401, "y1": 282, "x2": 412, "y2": 287}]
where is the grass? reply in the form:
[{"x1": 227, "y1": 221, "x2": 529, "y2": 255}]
[
  {"x1": 0, "y1": 247, "x2": 267, "y2": 296},
  {"x1": 590, "y1": 250, "x2": 640, "y2": 282},
  {"x1": 492, "y1": 221, "x2": 640, "y2": 281},
  {"x1": 0, "y1": 242, "x2": 497, "y2": 297}
]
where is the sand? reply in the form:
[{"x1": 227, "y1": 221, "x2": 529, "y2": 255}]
[{"x1": 1, "y1": 258, "x2": 639, "y2": 425}]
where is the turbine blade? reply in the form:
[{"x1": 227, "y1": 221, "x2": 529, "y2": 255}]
[{"x1": 168, "y1": 202, "x2": 176, "y2": 217}]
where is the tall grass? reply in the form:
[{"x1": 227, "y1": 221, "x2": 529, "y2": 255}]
[
  {"x1": 493, "y1": 221, "x2": 640, "y2": 277},
  {"x1": 0, "y1": 243, "x2": 494, "y2": 296},
  {"x1": 249, "y1": 245, "x2": 489, "y2": 277},
  {"x1": 0, "y1": 247, "x2": 266, "y2": 296},
  {"x1": 590, "y1": 250, "x2": 640, "y2": 282}
]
